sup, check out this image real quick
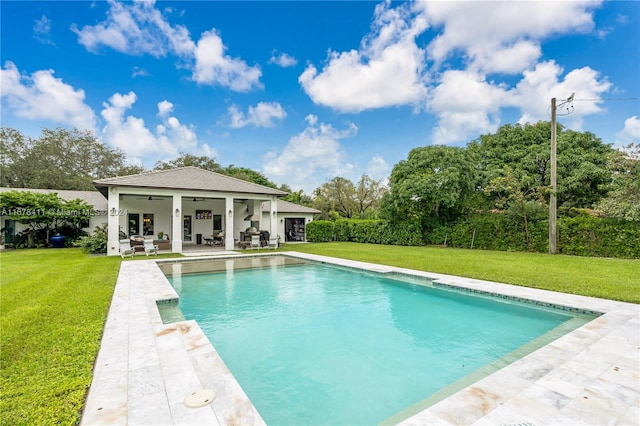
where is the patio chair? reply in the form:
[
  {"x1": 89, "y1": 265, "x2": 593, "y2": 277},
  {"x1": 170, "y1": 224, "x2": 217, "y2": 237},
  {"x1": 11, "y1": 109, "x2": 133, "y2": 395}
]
[
  {"x1": 143, "y1": 239, "x2": 158, "y2": 256},
  {"x1": 268, "y1": 236, "x2": 279, "y2": 250},
  {"x1": 119, "y1": 239, "x2": 134, "y2": 258},
  {"x1": 250, "y1": 235, "x2": 261, "y2": 249}
]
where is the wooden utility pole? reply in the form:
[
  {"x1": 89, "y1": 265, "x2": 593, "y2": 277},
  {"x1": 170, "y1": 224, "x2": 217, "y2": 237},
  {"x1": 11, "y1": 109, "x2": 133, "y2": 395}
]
[{"x1": 549, "y1": 97, "x2": 557, "y2": 254}]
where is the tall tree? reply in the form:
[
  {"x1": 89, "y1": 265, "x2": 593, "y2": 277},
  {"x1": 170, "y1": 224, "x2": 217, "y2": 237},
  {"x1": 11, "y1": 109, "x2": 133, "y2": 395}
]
[
  {"x1": 0, "y1": 127, "x2": 136, "y2": 190},
  {"x1": 469, "y1": 122, "x2": 613, "y2": 209},
  {"x1": 280, "y1": 185, "x2": 314, "y2": 207},
  {"x1": 153, "y1": 155, "x2": 283, "y2": 189},
  {"x1": 484, "y1": 166, "x2": 545, "y2": 250},
  {"x1": 313, "y1": 177, "x2": 357, "y2": 219},
  {"x1": 223, "y1": 165, "x2": 277, "y2": 188},
  {"x1": 354, "y1": 175, "x2": 386, "y2": 219},
  {"x1": 154, "y1": 153, "x2": 222, "y2": 172},
  {"x1": 380, "y1": 146, "x2": 477, "y2": 222},
  {"x1": 595, "y1": 143, "x2": 640, "y2": 221}
]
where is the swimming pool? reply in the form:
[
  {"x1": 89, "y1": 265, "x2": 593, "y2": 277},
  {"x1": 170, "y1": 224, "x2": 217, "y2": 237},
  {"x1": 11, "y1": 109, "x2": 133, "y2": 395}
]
[{"x1": 159, "y1": 256, "x2": 596, "y2": 425}]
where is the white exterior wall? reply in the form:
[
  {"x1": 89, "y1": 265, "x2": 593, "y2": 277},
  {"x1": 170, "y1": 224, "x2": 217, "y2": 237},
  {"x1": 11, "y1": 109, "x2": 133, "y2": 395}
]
[
  {"x1": 0, "y1": 215, "x2": 103, "y2": 236},
  {"x1": 261, "y1": 212, "x2": 315, "y2": 242}
]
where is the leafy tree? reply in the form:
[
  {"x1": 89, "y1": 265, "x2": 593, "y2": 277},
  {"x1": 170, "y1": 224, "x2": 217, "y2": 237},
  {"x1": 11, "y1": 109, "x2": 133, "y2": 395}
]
[
  {"x1": 469, "y1": 122, "x2": 613, "y2": 209},
  {"x1": 313, "y1": 177, "x2": 356, "y2": 219},
  {"x1": 0, "y1": 190, "x2": 92, "y2": 247},
  {"x1": 485, "y1": 166, "x2": 546, "y2": 250},
  {"x1": 354, "y1": 175, "x2": 386, "y2": 219},
  {"x1": 116, "y1": 163, "x2": 147, "y2": 176},
  {"x1": 313, "y1": 175, "x2": 385, "y2": 219},
  {"x1": 154, "y1": 155, "x2": 284, "y2": 189},
  {"x1": 223, "y1": 165, "x2": 277, "y2": 188},
  {"x1": 595, "y1": 143, "x2": 640, "y2": 221},
  {"x1": 280, "y1": 185, "x2": 314, "y2": 207},
  {"x1": 380, "y1": 146, "x2": 477, "y2": 222},
  {"x1": 0, "y1": 127, "x2": 134, "y2": 190},
  {"x1": 154, "y1": 153, "x2": 223, "y2": 172}
]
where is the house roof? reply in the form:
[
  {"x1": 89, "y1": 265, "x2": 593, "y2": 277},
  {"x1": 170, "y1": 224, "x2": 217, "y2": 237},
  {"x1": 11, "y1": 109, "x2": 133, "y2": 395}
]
[
  {"x1": 0, "y1": 187, "x2": 108, "y2": 209},
  {"x1": 93, "y1": 167, "x2": 287, "y2": 197},
  {"x1": 262, "y1": 200, "x2": 320, "y2": 214}
]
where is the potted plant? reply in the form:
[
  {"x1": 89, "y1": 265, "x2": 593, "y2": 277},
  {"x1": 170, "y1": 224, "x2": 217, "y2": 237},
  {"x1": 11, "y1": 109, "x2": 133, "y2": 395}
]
[{"x1": 157, "y1": 231, "x2": 163, "y2": 240}]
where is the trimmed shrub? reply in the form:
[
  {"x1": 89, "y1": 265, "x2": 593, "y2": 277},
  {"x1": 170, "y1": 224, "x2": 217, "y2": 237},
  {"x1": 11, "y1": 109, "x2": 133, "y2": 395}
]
[
  {"x1": 306, "y1": 220, "x2": 335, "y2": 242},
  {"x1": 306, "y1": 215, "x2": 639, "y2": 258},
  {"x1": 559, "y1": 216, "x2": 640, "y2": 258}
]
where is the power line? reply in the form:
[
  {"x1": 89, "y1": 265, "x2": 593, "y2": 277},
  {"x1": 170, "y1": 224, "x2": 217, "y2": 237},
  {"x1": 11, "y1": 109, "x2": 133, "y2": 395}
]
[{"x1": 574, "y1": 97, "x2": 639, "y2": 102}]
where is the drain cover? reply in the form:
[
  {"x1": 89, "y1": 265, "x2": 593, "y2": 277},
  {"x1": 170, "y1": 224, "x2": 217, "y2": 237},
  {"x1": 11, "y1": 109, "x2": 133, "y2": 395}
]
[{"x1": 184, "y1": 389, "x2": 216, "y2": 408}]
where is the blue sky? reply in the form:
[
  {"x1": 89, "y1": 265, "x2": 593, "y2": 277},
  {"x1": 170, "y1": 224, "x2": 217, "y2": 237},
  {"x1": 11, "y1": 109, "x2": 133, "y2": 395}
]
[{"x1": 1, "y1": 1, "x2": 639, "y2": 193}]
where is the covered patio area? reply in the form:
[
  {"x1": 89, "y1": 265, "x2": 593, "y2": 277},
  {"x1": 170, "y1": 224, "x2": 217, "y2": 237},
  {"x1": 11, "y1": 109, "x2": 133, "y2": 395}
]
[{"x1": 93, "y1": 167, "x2": 287, "y2": 256}]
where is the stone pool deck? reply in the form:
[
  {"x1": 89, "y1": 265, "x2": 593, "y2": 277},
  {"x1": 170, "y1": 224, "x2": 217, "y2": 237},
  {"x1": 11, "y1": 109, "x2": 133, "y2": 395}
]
[{"x1": 81, "y1": 252, "x2": 639, "y2": 425}]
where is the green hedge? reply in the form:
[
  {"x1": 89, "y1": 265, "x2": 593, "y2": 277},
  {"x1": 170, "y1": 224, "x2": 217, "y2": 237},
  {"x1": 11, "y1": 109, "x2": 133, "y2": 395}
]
[
  {"x1": 306, "y1": 220, "x2": 335, "y2": 242},
  {"x1": 306, "y1": 215, "x2": 640, "y2": 258},
  {"x1": 559, "y1": 216, "x2": 640, "y2": 258},
  {"x1": 427, "y1": 214, "x2": 548, "y2": 253},
  {"x1": 307, "y1": 219, "x2": 423, "y2": 246}
]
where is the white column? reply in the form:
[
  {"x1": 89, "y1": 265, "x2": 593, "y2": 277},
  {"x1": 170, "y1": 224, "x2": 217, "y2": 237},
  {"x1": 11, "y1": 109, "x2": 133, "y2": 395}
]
[
  {"x1": 107, "y1": 187, "x2": 120, "y2": 256},
  {"x1": 270, "y1": 197, "x2": 278, "y2": 239},
  {"x1": 225, "y1": 197, "x2": 234, "y2": 250},
  {"x1": 172, "y1": 195, "x2": 182, "y2": 253}
]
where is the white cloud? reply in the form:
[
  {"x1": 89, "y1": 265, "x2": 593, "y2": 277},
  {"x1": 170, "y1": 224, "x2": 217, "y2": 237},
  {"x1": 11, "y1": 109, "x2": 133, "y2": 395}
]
[
  {"x1": 427, "y1": 61, "x2": 612, "y2": 144},
  {"x1": 419, "y1": 0, "x2": 600, "y2": 74},
  {"x1": 263, "y1": 116, "x2": 358, "y2": 192},
  {"x1": 132, "y1": 66, "x2": 150, "y2": 78},
  {"x1": 269, "y1": 50, "x2": 297, "y2": 67},
  {"x1": 157, "y1": 100, "x2": 173, "y2": 117},
  {"x1": 367, "y1": 155, "x2": 391, "y2": 181},
  {"x1": 429, "y1": 70, "x2": 508, "y2": 144},
  {"x1": 299, "y1": 0, "x2": 427, "y2": 112},
  {"x1": 616, "y1": 116, "x2": 640, "y2": 146},
  {"x1": 33, "y1": 15, "x2": 54, "y2": 45},
  {"x1": 71, "y1": 0, "x2": 194, "y2": 58},
  {"x1": 227, "y1": 102, "x2": 286, "y2": 128},
  {"x1": 101, "y1": 91, "x2": 214, "y2": 163},
  {"x1": 192, "y1": 29, "x2": 262, "y2": 91},
  {"x1": 0, "y1": 61, "x2": 96, "y2": 130},
  {"x1": 72, "y1": 0, "x2": 261, "y2": 92},
  {"x1": 511, "y1": 61, "x2": 611, "y2": 129}
]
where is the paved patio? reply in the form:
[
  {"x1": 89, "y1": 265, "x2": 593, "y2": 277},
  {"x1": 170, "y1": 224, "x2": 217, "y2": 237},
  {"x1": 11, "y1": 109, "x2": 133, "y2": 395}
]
[{"x1": 81, "y1": 252, "x2": 639, "y2": 425}]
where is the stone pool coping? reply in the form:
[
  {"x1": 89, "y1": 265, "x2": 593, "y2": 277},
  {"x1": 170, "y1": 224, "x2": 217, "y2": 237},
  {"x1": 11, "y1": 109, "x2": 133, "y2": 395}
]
[{"x1": 81, "y1": 252, "x2": 639, "y2": 425}]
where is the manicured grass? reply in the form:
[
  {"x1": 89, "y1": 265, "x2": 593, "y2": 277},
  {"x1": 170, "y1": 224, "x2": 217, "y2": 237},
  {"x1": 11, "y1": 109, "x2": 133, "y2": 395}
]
[
  {"x1": 0, "y1": 248, "x2": 122, "y2": 425},
  {"x1": 280, "y1": 242, "x2": 640, "y2": 304}
]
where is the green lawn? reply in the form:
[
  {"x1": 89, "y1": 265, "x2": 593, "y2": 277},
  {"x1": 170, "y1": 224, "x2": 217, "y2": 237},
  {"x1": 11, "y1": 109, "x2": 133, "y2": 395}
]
[
  {"x1": 280, "y1": 242, "x2": 640, "y2": 304},
  {"x1": 1, "y1": 244, "x2": 638, "y2": 425}
]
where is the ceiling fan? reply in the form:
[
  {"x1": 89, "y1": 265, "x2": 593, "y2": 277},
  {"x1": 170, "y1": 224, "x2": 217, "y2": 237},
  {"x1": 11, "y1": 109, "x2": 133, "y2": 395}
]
[{"x1": 134, "y1": 195, "x2": 168, "y2": 201}]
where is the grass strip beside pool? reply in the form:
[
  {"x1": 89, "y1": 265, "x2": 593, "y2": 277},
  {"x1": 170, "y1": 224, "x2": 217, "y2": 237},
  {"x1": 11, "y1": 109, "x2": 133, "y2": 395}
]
[
  {"x1": 0, "y1": 248, "x2": 121, "y2": 425},
  {"x1": 280, "y1": 242, "x2": 640, "y2": 304}
]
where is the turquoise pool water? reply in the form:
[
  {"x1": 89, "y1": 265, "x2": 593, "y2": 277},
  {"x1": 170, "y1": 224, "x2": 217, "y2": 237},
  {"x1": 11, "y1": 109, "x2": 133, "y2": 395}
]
[{"x1": 162, "y1": 257, "x2": 592, "y2": 425}]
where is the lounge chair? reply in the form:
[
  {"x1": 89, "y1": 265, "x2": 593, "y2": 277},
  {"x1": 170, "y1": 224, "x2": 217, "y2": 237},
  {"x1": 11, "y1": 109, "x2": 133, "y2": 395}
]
[
  {"x1": 250, "y1": 235, "x2": 260, "y2": 249},
  {"x1": 268, "y1": 236, "x2": 279, "y2": 250},
  {"x1": 119, "y1": 239, "x2": 134, "y2": 258},
  {"x1": 144, "y1": 239, "x2": 158, "y2": 256}
]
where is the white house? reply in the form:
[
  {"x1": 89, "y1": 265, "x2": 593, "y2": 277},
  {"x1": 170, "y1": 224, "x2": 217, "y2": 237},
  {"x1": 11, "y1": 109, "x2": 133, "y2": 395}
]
[
  {"x1": 1, "y1": 167, "x2": 320, "y2": 255},
  {"x1": 93, "y1": 167, "x2": 319, "y2": 255}
]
